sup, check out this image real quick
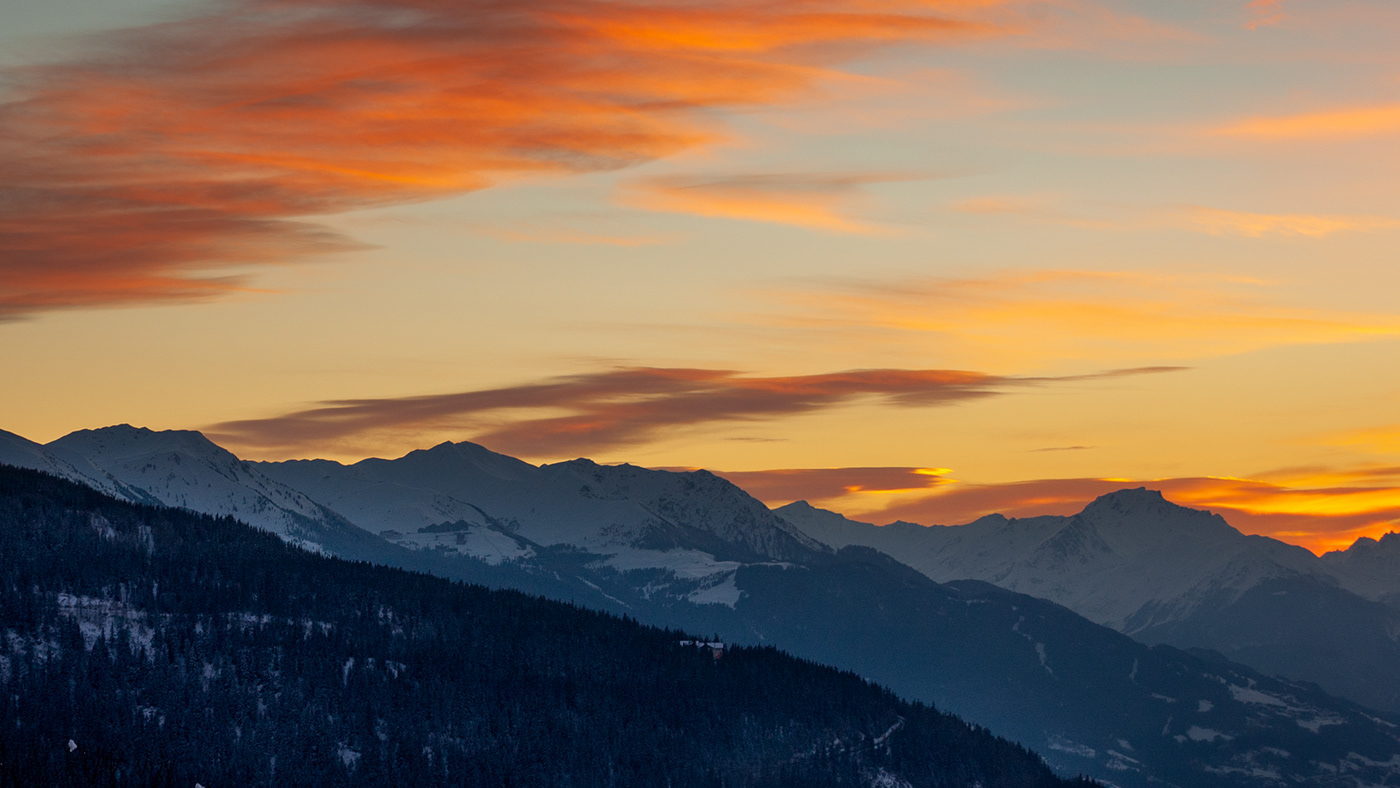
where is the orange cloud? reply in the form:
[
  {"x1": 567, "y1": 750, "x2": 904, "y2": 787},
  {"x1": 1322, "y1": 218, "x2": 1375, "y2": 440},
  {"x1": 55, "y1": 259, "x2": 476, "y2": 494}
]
[
  {"x1": 1245, "y1": 0, "x2": 1288, "y2": 30},
  {"x1": 1328, "y1": 425, "x2": 1400, "y2": 455},
  {"x1": 620, "y1": 172, "x2": 921, "y2": 232},
  {"x1": 768, "y1": 270, "x2": 1400, "y2": 365},
  {"x1": 1216, "y1": 104, "x2": 1400, "y2": 140},
  {"x1": 207, "y1": 364, "x2": 1177, "y2": 461},
  {"x1": 950, "y1": 196, "x2": 1400, "y2": 238},
  {"x1": 1176, "y1": 205, "x2": 1400, "y2": 238},
  {"x1": 779, "y1": 471, "x2": 1400, "y2": 554},
  {"x1": 712, "y1": 466, "x2": 953, "y2": 503},
  {"x1": 983, "y1": 0, "x2": 1202, "y2": 58},
  {"x1": 0, "y1": 0, "x2": 1005, "y2": 319}
]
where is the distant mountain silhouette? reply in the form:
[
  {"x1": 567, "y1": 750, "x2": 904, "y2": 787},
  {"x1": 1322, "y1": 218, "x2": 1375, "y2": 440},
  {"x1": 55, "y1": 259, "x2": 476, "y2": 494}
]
[{"x1": 779, "y1": 488, "x2": 1400, "y2": 714}]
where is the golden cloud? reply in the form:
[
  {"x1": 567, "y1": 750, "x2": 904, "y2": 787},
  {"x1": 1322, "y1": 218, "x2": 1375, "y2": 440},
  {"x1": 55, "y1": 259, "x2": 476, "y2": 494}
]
[
  {"x1": 1176, "y1": 205, "x2": 1400, "y2": 238},
  {"x1": 619, "y1": 172, "x2": 922, "y2": 233},
  {"x1": 765, "y1": 270, "x2": 1400, "y2": 366},
  {"x1": 1216, "y1": 104, "x2": 1400, "y2": 140}
]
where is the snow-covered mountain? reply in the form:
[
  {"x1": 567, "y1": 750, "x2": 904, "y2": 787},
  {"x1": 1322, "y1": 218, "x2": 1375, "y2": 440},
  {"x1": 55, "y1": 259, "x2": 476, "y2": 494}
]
[
  {"x1": 783, "y1": 489, "x2": 1324, "y2": 631},
  {"x1": 254, "y1": 442, "x2": 826, "y2": 608},
  {"x1": 7, "y1": 425, "x2": 377, "y2": 555},
  {"x1": 260, "y1": 443, "x2": 823, "y2": 560},
  {"x1": 0, "y1": 427, "x2": 137, "y2": 499},
  {"x1": 779, "y1": 490, "x2": 1400, "y2": 714},
  {"x1": 1322, "y1": 532, "x2": 1400, "y2": 608}
]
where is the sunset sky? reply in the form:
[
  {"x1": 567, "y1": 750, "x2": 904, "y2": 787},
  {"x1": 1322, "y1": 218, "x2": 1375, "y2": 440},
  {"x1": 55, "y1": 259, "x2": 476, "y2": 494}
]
[{"x1": 3, "y1": 0, "x2": 1399, "y2": 553}]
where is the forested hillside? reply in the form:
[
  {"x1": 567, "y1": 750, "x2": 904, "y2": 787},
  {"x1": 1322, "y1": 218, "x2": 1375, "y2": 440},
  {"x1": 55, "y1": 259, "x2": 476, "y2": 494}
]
[{"x1": 0, "y1": 465, "x2": 1090, "y2": 787}]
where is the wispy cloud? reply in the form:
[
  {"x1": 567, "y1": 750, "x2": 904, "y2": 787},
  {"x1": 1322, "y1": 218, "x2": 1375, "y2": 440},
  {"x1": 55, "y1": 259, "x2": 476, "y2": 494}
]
[
  {"x1": 1215, "y1": 104, "x2": 1400, "y2": 140},
  {"x1": 972, "y1": 0, "x2": 1203, "y2": 58},
  {"x1": 711, "y1": 466, "x2": 952, "y2": 504},
  {"x1": 766, "y1": 270, "x2": 1400, "y2": 365},
  {"x1": 0, "y1": 0, "x2": 1007, "y2": 319},
  {"x1": 1325, "y1": 425, "x2": 1400, "y2": 455},
  {"x1": 207, "y1": 364, "x2": 1178, "y2": 460},
  {"x1": 1245, "y1": 0, "x2": 1289, "y2": 30},
  {"x1": 620, "y1": 172, "x2": 923, "y2": 233},
  {"x1": 1176, "y1": 205, "x2": 1400, "y2": 238},
  {"x1": 950, "y1": 195, "x2": 1400, "y2": 238}
]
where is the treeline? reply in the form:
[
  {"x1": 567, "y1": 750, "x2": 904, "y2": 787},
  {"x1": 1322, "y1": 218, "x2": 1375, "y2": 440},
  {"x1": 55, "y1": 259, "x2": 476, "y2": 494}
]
[{"x1": 0, "y1": 465, "x2": 1095, "y2": 787}]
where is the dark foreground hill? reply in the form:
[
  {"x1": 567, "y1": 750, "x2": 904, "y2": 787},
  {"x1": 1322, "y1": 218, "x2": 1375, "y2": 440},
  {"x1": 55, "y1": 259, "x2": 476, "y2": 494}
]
[{"x1": 0, "y1": 466, "x2": 1090, "y2": 788}]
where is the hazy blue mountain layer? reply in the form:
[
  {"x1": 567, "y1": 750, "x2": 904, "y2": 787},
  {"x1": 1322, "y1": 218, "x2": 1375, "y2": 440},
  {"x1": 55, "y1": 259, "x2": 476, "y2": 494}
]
[{"x1": 779, "y1": 490, "x2": 1400, "y2": 714}]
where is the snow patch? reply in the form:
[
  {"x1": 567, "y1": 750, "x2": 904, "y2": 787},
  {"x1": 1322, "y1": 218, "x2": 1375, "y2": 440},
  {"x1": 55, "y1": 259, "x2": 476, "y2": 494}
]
[
  {"x1": 339, "y1": 744, "x2": 361, "y2": 769},
  {"x1": 601, "y1": 548, "x2": 741, "y2": 579},
  {"x1": 1046, "y1": 736, "x2": 1095, "y2": 758},
  {"x1": 686, "y1": 574, "x2": 743, "y2": 608},
  {"x1": 383, "y1": 524, "x2": 533, "y2": 564},
  {"x1": 1034, "y1": 642, "x2": 1054, "y2": 676},
  {"x1": 1296, "y1": 716, "x2": 1344, "y2": 734},
  {"x1": 864, "y1": 769, "x2": 913, "y2": 788},
  {"x1": 54, "y1": 593, "x2": 156, "y2": 655},
  {"x1": 1228, "y1": 684, "x2": 1289, "y2": 707},
  {"x1": 873, "y1": 717, "x2": 906, "y2": 748},
  {"x1": 1105, "y1": 750, "x2": 1140, "y2": 772}
]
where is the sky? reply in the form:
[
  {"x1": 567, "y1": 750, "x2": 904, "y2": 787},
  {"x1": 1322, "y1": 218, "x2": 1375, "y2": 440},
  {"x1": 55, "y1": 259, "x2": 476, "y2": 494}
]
[{"x1": 3, "y1": 0, "x2": 1399, "y2": 553}]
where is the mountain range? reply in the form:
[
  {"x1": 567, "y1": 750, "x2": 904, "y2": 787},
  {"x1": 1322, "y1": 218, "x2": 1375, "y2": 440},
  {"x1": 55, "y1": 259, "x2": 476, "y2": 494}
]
[
  {"x1": 4, "y1": 424, "x2": 1400, "y2": 787},
  {"x1": 0, "y1": 464, "x2": 1091, "y2": 788},
  {"x1": 777, "y1": 491, "x2": 1400, "y2": 714}
]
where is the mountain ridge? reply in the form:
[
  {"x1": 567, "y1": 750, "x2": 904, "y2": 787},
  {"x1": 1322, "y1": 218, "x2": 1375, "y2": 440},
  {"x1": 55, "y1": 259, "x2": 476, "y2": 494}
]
[
  {"x1": 8, "y1": 424, "x2": 1400, "y2": 786},
  {"x1": 0, "y1": 463, "x2": 1090, "y2": 788},
  {"x1": 777, "y1": 491, "x2": 1400, "y2": 713}
]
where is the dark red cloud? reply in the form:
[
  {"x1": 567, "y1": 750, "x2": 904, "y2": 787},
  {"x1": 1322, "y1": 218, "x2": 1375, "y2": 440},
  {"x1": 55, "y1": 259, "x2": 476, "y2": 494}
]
[
  {"x1": 0, "y1": 0, "x2": 997, "y2": 317},
  {"x1": 211, "y1": 366, "x2": 1005, "y2": 457},
  {"x1": 208, "y1": 364, "x2": 1181, "y2": 459}
]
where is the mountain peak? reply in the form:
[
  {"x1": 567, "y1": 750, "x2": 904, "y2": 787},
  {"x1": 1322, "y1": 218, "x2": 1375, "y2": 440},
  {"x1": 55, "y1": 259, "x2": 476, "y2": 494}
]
[
  {"x1": 1085, "y1": 487, "x2": 1168, "y2": 511},
  {"x1": 1079, "y1": 487, "x2": 1219, "y2": 525},
  {"x1": 1331, "y1": 530, "x2": 1400, "y2": 556},
  {"x1": 1073, "y1": 487, "x2": 1245, "y2": 555},
  {"x1": 49, "y1": 424, "x2": 231, "y2": 460},
  {"x1": 393, "y1": 440, "x2": 538, "y2": 481}
]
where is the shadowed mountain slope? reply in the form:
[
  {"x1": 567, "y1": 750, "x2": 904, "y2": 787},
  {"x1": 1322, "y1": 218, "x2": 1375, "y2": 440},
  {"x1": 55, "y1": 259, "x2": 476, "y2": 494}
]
[
  {"x1": 779, "y1": 490, "x2": 1400, "y2": 714},
  {"x1": 0, "y1": 464, "x2": 1089, "y2": 788}
]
